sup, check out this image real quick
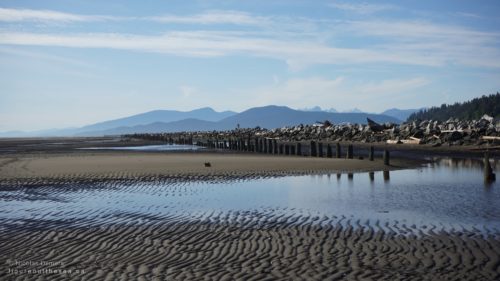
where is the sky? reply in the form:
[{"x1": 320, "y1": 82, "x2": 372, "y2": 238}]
[{"x1": 1, "y1": 0, "x2": 500, "y2": 131}]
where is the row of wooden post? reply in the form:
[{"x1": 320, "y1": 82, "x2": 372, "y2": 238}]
[{"x1": 197, "y1": 138, "x2": 391, "y2": 165}]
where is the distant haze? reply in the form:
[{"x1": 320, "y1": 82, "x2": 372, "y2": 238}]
[
  {"x1": 0, "y1": 106, "x2": 402, "y2": 137},
  {"x1": 1, "y1": 0, "x2": 499, "y2": 131}
]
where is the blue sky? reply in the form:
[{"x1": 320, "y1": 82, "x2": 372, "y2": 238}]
[{"x1": 1, "y1": 0, "x2": 500, "y2": 131}]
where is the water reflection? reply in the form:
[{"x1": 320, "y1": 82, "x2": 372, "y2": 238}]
[
  {"x1": 429, "y1": 156, "x2": 499, "y2": 171},
  {"x1": 429, "y1": 156, "x2": 497, "y2": 186},
  {"x1": 1, "y1": 156, "x2": 499, "y2": 234},
  {"x1": 383, "y1": 171, "x2": 390, "y2": 182},
  {"x1": 369, "y1": 172, "x2": 374, "y2": 182}
]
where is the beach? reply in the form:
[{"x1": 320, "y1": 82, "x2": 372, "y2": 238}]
[
  {"x1": 0, "y1": 151, "x2": 417, "y2": 184},
  {"x1": 1, "y1": 137, "x2": 499, "y2": 280},
  {"x1": 2, "y1": 214, "x2": 499, "y2": 281}
]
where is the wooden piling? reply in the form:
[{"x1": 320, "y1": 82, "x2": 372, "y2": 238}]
[
  {"x1": 296, "y1": 143, "x2": 302, "y2": 156},
  {"x1": 383, "y1": 150, "x2": 390, "y2": 165},
  {"x1": 336, "y1": 143, "x2": 341, "y2": 158},
  {"x1": 326, "y1": 144, "x2": 333, "y2": 158},
  {"x1": 318, "y1": 142, "x2": 324, "y2": 157},
  {"x1": 310, "y1": 141, "x2": 317, "y2": 157},
  {"x1": 346, "y1": 144, "x2": 353, "y2": 159},
  {"x1": 369, "y1": 146, "x2": 374, "y2": 161}
]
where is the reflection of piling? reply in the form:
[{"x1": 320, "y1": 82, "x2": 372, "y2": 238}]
[
  {"x1": 326, "y1": 144, "x2": 333, "y2": 158},
  {"x1": 348, "y1": 173, "x2": 353, "y2": 180},
  {"x1": 296, "y1": 143, "x2": 302, "y2": 156},
  {"x1": 310, "y1": 141, "x2": 317, "y2": 157},
  {"x1": 369, "y1": 172, "x2": 375, "y2": 181},
  {"x1": 369, "y1": 146, "x2": 374, "y2": 161},
  {"x1": 383, "y1": 150, "x2": 390, "y2": 165},
  {"x1": 318, "y1": 142, "x2": 324, "y2": 157},
  {"x1": 336, "y1": 173, "x2": 341, "y2": 180},
  {"x1": 383, "y1": 170, "x2": 390, "y2": 181},
  {"x1": 336, "y1": 143, "x2": 341, "y2": 158},
  {"x1": 346, "y1": 144, "x2": 353, "y2": 159},
  {"x1": 484, "y1": 153, "x2": 496, "y2": 182}
]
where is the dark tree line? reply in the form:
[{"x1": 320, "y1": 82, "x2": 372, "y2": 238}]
[{"x1": 407, "y1": 92, "x2": 500, "y2": 122}]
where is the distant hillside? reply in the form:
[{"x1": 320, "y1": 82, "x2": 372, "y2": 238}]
[
  {"x1": 77, "y1": 107, "x2": 236, "y2": 133},
  {"x1": 80, "y1": 119, "x2": 220, "y2": 136},
  {"x1": 0, "y1": 107, "x2": 236, "y2": 137},
  {"x1": 217, "y1": 105, "x2": 399, "y2": 129},
  {"x1": 79, "y1": 105, "x2": 401, "y2": 135},
  {"x1": 408, "y1": 93, "x2": 500, "y2": 121},
  {"x1": 381, "y1": 108, "x2": 421, "y2": 122}
]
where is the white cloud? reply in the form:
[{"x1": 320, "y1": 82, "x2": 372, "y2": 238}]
[
  {"x1": 244, "y1": 76, "x2": 429, "y2": 112},
  {"x1": 356, "y1": 77, "x2": 430, "y2": 96},
  {"x1": 0, "y1": 30, "x2": 472, "y2": 68},
  {"x1": 250, "y1": 76, "x2": 345, "y2": 108},
  {"x1": 0, "y1": 8, "x2": 118, "y2": 22},
  {"x1": 179, "y1": 85, "x2": 196, "y2": 98},
  {"x1": 0, "y1": 9, "x2": 499, "y2": 69},
  {"x1": 0, "y1": 47, "x2": 93, "y2": 67},
  {"x1": 329, "y1": 2, "x2": 396, "y2": 14},
  {"x1": 150, "y1": 10, "x2": 268, "y2": 26}
]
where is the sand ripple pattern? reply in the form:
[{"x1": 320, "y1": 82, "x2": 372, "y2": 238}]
[{"x1": 1, "y1": 212, "x2": 499, "y2": 281}]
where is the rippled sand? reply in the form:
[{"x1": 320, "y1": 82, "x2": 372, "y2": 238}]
[
  {"x1": 1, "y1": 146, "x2": 497, "y2": 280},
  {"x1": 1, "y1": 212, "x2": 499, "y2": 281}
]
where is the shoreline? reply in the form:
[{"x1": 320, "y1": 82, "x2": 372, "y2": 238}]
[{"x1": 0, "y1": 151, "x2": 422, "y2": 183}]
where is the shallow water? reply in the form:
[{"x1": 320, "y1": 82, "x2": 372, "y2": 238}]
[
  {"x1": 79, "y1": 144, "x2": 204, "y2": 151},
  {"x1": 1, "y1": 157, "x2": 499, "y2": 235}
]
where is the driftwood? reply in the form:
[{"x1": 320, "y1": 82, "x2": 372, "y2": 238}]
[
  {"x1": 482, "y1": 136, "x2": 500, "y2": 140},
  {"x1": 387, "y1": 137, "x2": 421, "y2": 145}
]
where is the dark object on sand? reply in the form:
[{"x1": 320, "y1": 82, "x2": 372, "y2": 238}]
[
  {"x1": 204, "y1": 162, "x2": 211, "y2": 167},
  {"x1": 367, "y1": 118, "x2": 384, "y2": 132}
]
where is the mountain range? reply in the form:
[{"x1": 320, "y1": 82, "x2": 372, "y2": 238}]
[{"x1": 1, "y1": 105, "x2": 416, "y2": 137}]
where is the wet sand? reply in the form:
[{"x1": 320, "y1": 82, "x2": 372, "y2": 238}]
[
  {"x1": 1, "y1": 137, "x2": 498, "y2": 280},
  {"x1": 0, "y1": 152, "x2": 417, "y2": 183},
  {"x1": 1, "y1": 214, "x2": 499, "y2": 280}
]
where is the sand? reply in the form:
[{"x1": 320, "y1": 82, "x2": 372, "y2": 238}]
[
  {"x1": 1, "y1": 214, "x2": 499, "y2": 281},
  {"x1": 2, "y1": 138, "x2": 497, "y2": 280},
  {"x1": 0, "y1": 152, "x2": 417, "y2": 183}
]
